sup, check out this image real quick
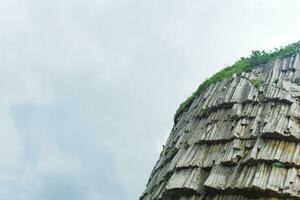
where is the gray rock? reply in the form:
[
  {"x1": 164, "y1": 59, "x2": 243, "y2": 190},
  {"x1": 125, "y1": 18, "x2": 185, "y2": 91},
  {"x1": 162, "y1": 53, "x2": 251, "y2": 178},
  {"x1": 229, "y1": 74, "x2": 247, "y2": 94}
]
[{"x1": 140, "y1": 54, "x2": 300, "y2": 200}]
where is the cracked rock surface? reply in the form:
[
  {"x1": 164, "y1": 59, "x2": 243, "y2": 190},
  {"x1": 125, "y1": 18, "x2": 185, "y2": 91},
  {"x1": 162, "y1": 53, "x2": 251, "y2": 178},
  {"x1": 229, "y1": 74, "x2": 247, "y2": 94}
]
[{"x1": 140, "y1": 54, "x2": 300, "y2": 200}]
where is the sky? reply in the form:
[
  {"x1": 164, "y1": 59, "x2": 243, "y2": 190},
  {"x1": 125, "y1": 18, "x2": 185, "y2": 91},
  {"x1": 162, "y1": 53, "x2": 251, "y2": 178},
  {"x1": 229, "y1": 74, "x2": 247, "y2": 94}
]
[{"x1": 1, "y1": 0, "x2": 300, "y2": 199}]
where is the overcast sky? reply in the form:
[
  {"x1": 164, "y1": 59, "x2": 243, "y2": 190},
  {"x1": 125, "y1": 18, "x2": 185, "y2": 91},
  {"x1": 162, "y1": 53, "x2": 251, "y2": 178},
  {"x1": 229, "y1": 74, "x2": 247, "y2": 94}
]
[{"x1": 1, "y1": 0, "x2": 300, "y2": 199}]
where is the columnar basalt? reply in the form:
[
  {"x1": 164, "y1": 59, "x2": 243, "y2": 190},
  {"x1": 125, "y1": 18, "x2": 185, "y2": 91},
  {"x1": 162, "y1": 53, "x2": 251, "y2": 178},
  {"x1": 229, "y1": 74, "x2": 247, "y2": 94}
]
[{"x1": 141, "y1": 54, "x2": 300, "y2": 200}]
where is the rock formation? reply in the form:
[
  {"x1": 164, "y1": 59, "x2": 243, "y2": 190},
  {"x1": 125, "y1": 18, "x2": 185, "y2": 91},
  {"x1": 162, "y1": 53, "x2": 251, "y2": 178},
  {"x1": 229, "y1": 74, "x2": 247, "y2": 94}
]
[{"x1": 140, "y1": 54, "x2": 300, "y2": 200}]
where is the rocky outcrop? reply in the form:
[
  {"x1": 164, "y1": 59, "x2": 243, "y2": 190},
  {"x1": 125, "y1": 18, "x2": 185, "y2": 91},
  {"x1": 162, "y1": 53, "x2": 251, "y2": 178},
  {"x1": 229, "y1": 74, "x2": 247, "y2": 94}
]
[{"x1": 141, "y1": 54, "x2": 300, "y2": 200}]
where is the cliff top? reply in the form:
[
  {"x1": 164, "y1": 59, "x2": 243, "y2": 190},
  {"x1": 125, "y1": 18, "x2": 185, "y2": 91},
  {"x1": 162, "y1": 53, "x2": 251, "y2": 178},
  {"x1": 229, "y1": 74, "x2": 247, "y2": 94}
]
[{"x1": 175, "y1": 41, "x2": 300, "y2": 122}]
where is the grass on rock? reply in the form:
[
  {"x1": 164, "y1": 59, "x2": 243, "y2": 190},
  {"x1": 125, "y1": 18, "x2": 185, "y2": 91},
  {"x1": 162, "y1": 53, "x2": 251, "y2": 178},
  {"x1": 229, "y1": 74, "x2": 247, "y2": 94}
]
[{"x1": 175, "y1": 41, "x2": 300, "y2": 122}]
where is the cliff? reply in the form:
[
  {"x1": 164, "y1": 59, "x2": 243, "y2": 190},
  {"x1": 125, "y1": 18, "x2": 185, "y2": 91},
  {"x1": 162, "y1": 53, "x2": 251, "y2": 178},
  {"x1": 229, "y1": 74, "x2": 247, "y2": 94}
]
[{"x1": 141, "y1": 46, "x2": 300, "y2": 199}]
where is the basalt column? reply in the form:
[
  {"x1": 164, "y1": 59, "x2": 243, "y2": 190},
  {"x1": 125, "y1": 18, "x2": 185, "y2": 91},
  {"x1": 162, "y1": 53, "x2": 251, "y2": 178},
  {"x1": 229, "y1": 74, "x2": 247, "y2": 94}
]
[{"x1": 140, "y1": 54, "x2": 300, "y2": 200}]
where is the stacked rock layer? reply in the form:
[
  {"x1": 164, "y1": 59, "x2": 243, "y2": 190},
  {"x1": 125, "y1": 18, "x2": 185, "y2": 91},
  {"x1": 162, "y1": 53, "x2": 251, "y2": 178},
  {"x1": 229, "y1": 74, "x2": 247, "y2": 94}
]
[{"x1": 141, "y1": 54, "x2": 300, "y2": 200}]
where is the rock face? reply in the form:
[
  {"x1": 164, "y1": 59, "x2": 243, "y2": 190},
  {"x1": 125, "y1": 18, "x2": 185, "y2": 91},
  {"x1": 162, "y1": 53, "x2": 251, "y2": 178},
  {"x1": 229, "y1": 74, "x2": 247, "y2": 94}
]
[{"x1": 140, "y1": 54, "x2": 300, "y2": 200}]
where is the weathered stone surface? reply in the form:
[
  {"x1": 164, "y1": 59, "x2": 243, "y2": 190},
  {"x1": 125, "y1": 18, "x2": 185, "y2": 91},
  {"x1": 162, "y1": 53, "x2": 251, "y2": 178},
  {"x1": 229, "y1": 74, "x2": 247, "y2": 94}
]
[{"x1": 141, "y1": 54, "x2": 300, "y2": 200}]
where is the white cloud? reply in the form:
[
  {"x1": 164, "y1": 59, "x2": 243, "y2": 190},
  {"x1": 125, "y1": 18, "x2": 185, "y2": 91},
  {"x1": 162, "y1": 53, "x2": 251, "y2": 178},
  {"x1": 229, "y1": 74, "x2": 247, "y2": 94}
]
[
  {"x1": 0, "y1": 111, "x2": 22, "y2": 169},
  {"x1": 36, "y1": 140, "x2": 82, "y2": 174}
]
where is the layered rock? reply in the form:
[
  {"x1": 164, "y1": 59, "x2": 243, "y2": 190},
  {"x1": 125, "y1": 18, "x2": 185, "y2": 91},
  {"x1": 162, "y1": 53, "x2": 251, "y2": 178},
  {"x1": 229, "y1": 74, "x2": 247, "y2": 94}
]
[{"x1": 141, "y1": 54, "x2": 300, "y2": 200}]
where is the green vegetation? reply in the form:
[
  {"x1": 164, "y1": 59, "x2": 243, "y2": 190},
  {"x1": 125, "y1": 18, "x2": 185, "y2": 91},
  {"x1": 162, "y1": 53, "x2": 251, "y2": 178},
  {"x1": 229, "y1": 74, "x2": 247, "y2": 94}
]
[
  {"x1": 175, "y1": 41, "x2": 300, "y2": 121},
  {"x1": 273, "y1": 78, "x2": 279, "y2": 85},
  {"x1": 250, "y1": 77, "x2": 262, "y2": 88},
  {"x1": 272, "y1": 161, "x2": 286, "y2": 168}
]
